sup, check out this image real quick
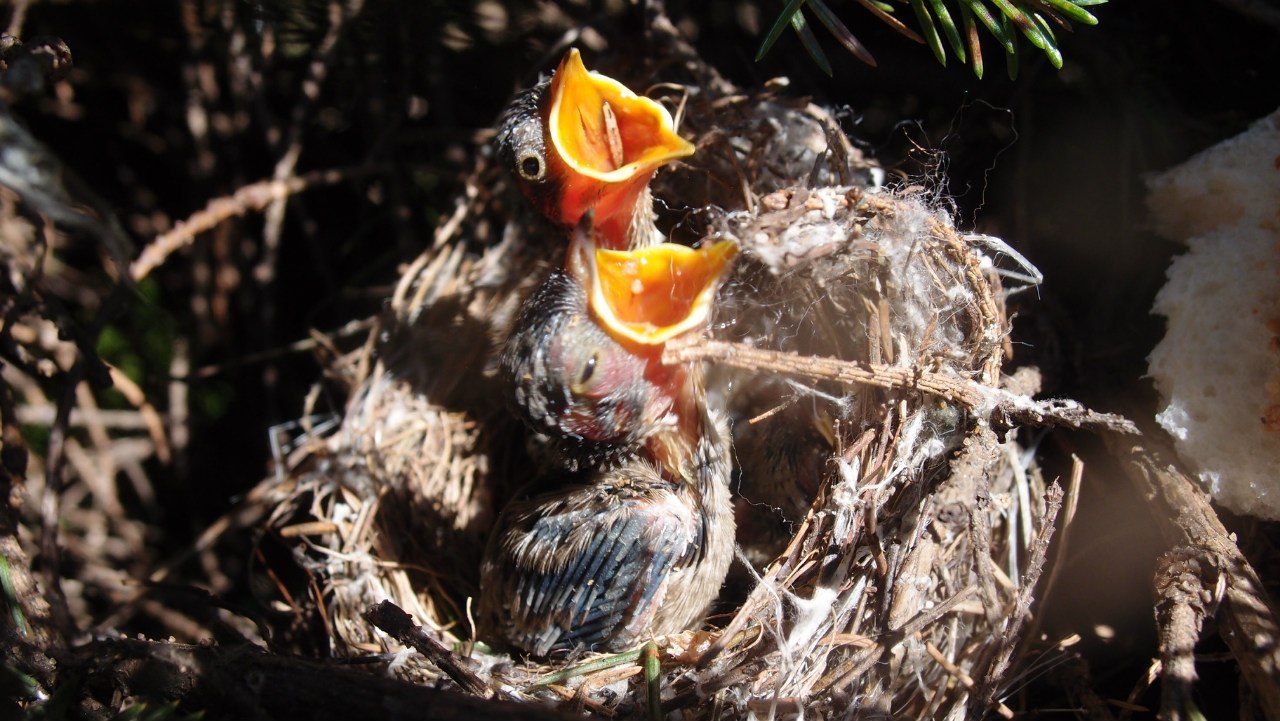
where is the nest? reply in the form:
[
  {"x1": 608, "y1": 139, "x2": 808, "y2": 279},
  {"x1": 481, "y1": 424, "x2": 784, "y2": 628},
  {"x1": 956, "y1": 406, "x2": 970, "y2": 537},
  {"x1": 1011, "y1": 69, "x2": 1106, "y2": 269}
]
[{"x1": 271, "y1": 35, "x2": 1066, "y2": 719}]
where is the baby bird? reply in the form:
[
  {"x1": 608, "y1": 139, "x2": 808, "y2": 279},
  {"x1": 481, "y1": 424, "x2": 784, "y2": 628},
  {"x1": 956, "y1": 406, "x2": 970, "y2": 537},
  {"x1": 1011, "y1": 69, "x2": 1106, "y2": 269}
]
[
  {"x1": 494, "y1": 49, "x2": 694, "y2": 250},
  {"x1": 479, "y1": 218, "x2": 737, "y2": 657}
]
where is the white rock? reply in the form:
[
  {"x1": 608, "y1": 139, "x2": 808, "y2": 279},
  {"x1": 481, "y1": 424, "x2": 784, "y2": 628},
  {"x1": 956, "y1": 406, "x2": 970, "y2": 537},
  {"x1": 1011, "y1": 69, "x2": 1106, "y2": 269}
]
[{"x1": 1147, "y1": 109, "x2": 1280, "y2": 519}]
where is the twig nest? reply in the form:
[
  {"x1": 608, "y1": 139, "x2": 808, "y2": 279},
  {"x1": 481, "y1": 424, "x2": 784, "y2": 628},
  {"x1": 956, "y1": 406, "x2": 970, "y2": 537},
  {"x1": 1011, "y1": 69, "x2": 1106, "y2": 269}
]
[
  {"x1": 663, "y1": 185, "x2": 1042, "y2": 719},
  {"x1": 722, "y1": 186, "x2": 1003, "y2": 379},
  {"x1": 271, "y1": 42, "x2": 1051, "y2": 718},
  {"x1": 272, "y1": 158, "x2": 561, "y2": 664},
  {"x1": 660, "y1": 93, "x2": 875, "y2": 213},
  {"x1": 711, "y1": 185, "x2": 1008, "y2": 565}
]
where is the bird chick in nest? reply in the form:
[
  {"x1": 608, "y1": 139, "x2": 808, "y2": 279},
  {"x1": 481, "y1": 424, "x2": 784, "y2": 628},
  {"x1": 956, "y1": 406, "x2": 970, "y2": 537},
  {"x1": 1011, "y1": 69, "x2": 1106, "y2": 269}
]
[
  {"x1": 479, "y1": 217, "x2": 738, "y2": 657},
  {"x1": 494, "y1": 48, "x2": 693, "y2": 250}
]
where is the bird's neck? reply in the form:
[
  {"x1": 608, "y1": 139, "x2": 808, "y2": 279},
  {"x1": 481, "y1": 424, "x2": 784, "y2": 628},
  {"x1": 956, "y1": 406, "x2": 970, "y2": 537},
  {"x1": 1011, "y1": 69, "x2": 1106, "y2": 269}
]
[
  {"x1": 625, "y1": 185, "x2": 663, "y2": 249},
  {"x1": 678, "y1": 409, "x2": 735, "y2": 569},
  {"x1": 586, "y1": 184, "x2": 658, "y2": 250},
  {"x1": 645, "y1": 366, "x2": 727, "y2": 500}
]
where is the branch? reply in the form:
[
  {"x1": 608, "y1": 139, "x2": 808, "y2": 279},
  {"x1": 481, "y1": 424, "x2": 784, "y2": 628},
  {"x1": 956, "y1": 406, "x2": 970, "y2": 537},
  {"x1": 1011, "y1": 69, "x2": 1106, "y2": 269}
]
[
  {"x1": 258, "y1": 0, "x2": 368, "y2": 287},
  {"x1": 130, "y1": 167, "x2": 360, "y2": 282},
  {"x1": 971, "y1": 483, "x2": 1063, "y2": 719},
  {"x1": 364, "y1": 600, "x2": 494, "y2": 699},
  {"x1": 1153, "y1": 547, "x2": 1223, "y2": 721},
  {"x1": 1105, "y1": 432, "x2": 1280, "y2": 713},
  {"x1": 69, "y1": 639, "x2": 575, "y2": 721},
  {"x1": 663, "y1": 337, "x2": 1137, "y2": 433}
]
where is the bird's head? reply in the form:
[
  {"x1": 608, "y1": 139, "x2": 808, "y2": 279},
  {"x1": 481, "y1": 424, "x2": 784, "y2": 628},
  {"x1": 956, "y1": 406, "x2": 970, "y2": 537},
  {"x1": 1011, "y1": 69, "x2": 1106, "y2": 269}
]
[
  {"x1": 495, "y1": 49, "x2": 694, "y2": 248},
  {"x1": 502, "y1": 214, "x2": 736, "y2": 473}
]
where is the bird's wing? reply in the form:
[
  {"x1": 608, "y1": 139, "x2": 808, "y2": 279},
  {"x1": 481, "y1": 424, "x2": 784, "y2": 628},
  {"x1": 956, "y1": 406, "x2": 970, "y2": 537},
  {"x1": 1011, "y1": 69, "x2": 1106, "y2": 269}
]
[{"x1": 490, "y1": 473, "x2": 700, "y2": 657}]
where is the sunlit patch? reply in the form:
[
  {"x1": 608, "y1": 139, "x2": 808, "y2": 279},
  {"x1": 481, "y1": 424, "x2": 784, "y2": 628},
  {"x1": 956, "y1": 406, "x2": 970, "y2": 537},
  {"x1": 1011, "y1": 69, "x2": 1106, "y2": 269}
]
[{"x1": 570, "y1": 227, "x2": 738, "y2": 346}]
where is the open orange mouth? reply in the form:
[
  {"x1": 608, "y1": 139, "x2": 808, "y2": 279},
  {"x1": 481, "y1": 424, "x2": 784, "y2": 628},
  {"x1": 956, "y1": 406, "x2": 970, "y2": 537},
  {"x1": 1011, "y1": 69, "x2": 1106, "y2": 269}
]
[
  {"x1": 569, "y1": 223, "x2": 738, "y2": 346},
  {"x1": 547, "y1": 49, "x2": 695, "y2": 243},
  {"x1": 549, "y1": 49, "x2": 694, "y2": 182}
]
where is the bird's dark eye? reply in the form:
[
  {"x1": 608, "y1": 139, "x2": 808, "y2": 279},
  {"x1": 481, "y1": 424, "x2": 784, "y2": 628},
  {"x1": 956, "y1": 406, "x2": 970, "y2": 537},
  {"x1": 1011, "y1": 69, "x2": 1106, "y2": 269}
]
[
  {"x1": 570, "y1": 351, "x2": 600, "y2": 394},
  {"x1": 519, "y1": 153, "x2": 545, "y2": 181}
]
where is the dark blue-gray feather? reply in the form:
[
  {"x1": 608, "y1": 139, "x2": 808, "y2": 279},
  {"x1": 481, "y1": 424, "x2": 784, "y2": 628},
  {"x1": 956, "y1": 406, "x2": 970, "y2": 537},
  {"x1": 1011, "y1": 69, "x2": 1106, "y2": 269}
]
[{"x1": 492, "y1": 470, "x2": 697, "y2": 656}]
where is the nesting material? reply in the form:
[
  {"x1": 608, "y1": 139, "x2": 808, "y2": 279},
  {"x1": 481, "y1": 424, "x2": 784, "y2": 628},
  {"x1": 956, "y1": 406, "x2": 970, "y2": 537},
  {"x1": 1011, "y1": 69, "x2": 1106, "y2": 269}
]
[
  {"x1": 1147, "y1": 109, "x2": 1280, "y2": 519},
  {"x1": 272, "y1": 170, "x2": 560, "y2": 670},
  {"x1": 271, "y1": 36, "x2": 1058, "y2": 719},
  {"x1": 671, "y1": 184, "x2": 1039, "y2": 719}
]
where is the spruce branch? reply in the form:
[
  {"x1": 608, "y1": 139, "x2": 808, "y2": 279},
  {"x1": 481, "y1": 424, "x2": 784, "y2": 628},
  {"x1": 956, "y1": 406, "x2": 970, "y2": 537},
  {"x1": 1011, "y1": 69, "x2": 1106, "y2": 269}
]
[{"x1": 757, "y1": 0, "x2": 1104, "y2": 77}]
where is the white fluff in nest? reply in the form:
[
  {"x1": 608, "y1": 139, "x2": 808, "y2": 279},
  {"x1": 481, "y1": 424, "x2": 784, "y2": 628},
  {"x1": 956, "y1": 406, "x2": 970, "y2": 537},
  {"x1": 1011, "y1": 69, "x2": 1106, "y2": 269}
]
[{"x1": 1147, "y1": 108, "x2": 1280, "y2": 519}]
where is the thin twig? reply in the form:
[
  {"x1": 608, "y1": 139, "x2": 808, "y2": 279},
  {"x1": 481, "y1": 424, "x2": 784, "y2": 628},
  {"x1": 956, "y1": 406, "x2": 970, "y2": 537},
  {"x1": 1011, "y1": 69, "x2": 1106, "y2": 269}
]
[
  {"x1": 257, "y1": 0, "x2": 367, "y2": 287},
  {"x1": 824, "y1": 588, "x2": 978, "y2": 693},
  {"x1": 32, "y1": 224, "x2": 135, "y2": 641},
  {"x1": 1210, "y1": 0, "x2": 1280, "y2": 32},
  {"x1": 1018, "y1": 454, "x2": 1082, "y2": 653},
  {"x1": 4, "y1": 0, "x2": 31, "y2": 37},
  {"x1": 15, "y1": 405, "x2": 153, "y2": 430},
  {"x1": 664, "y1": 337, "x2": 1137, "y2": 433},
  {"x1": 182, "y1": 317, "x2": 374, "y2": 379},
  {"x1": 250, "y1": 1, "x2": 363, "y2": 425},
  {"x1": 40, "y1": 360, "x2": 83, "y2": 638},
  {"x1": 534, "y1": 646, "x2": 644, "y2": 687},
  {"x1": 364, "y1": 600, "x2": 493, "y2": 699},
  {"x1": 925, "y1": 640, "x2": 1014, "y2": 719},
  {"x1": 1153, "y1": 547, "x2": 1223, "y2": 721},
  {"x1": 970, "y1": 483, "x2": 1063, "y2": 719},
  {"x1": 1106, "y1": 431, "x2": 1280, "y2": 713},
  {"x1": 131, "y1": 167, "x2": 361, "y2": 281}
]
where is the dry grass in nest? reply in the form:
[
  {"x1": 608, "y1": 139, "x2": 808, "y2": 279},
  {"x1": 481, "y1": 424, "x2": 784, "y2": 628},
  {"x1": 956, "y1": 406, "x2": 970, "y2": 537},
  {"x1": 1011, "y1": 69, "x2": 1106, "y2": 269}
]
[{"x1": 268, "y1": 42, "x2": 1129, "y2": 719}]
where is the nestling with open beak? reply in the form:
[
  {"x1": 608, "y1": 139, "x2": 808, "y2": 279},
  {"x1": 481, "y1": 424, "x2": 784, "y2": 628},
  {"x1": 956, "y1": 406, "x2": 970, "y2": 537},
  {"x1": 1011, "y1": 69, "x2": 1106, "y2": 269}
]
[
  {"x1": 494, "y1": 49, "x2": 694, "y2": 250},
  {"x1": 479, "y1": 216, "x2": 738, "y2": 657}
]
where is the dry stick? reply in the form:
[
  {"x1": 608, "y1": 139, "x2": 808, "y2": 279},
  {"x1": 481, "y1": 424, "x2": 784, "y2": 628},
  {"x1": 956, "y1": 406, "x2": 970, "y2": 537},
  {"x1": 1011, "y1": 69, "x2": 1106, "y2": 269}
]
[
  {"x1": 0, "y1": 377, "x2": 60, "y2": 692},
  {"x1": 542, "y1": 681, "x2": 616, "y2": 717},
  {"x1": 1014, "y1": 454, "x2": 1083, "y2": 665},
  {"x1": 74, "y1": 637, "x2": 571, "y2": 721},
  {"x1": 969, "y1": 483, "x2": 1062, "y2": 720},
  {"x1": 14, "y1": 405, "x2": 153, "y2": 430},
  {"x1": 180, "y1": 317, "x2": 373, "y2": 379},
  {"x1": 258, "y1": 0, "x2": 367, "y2": 287},
  {"x1": 248, "y1": 0, "x2": 364, "y2": 423},
  {"x1": 177, "y1": 0, "x2": 215, "y2": 182},
  {"x1": 92, "y1": 475, "x2": 279, "y2": 633},
  {"x1": 169, "y1": 338, "x2": 189, "y2": 479},
  {"x1": 1212, "y1": 0, "x2": 1280, "y2": 31},
  {"x1": 364, "y1": 600, "x2": 493, "y2": 699},
  {"x1": 821, "y1": 588, "x2": 978, "y2": 696},
  {"x1": 34, "y1": 215, "x2": 130, "y2": 642},
  {"x1": 952, "y1": 427, "x2": 1003, "y2": 627},
  {"x1": 106, "y1": 365, "x2": 171, "y2": 463},
  {"x1": 1153, "y1": 547, "x2": 1223, "y2": 721},
  {"x1": 662, "y1": 338, "x2": 1137, "y2": 433},
  {"x1": 693, "y1": 560, "x2": 784, "y2": 670},
  {"x1": 1118, "y1": 659, "x2": 1159, "y2": 721},
  {"x1": 131, "y1": 168, "x2": 358, "y2": 282},
  {"x1": 1105, "y1": 432, "x2": 1280, "y2": 713},
  {"x1": 40, "y1": 358, "x2": 85, "y2": 639},
  {"x1": 3, "y1": 0, "x2": 30, "y2": 37},
  {"x1": 924, "y1": 640, "x2": 1014, "y2": 720}
]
